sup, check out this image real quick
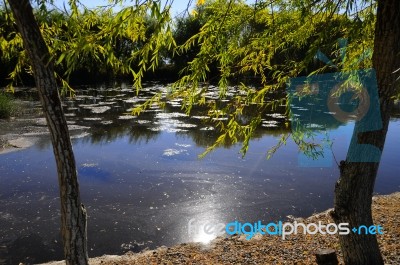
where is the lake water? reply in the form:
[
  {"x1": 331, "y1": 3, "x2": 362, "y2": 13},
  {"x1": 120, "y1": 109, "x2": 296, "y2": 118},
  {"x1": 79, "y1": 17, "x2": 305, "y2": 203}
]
[{"x1": 1, "y1": 83, "x2": 399, "y2": 264}]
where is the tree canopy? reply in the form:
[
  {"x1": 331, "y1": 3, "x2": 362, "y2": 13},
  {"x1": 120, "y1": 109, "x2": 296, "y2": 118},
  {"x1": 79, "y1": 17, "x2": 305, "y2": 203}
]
[{"x1": 1, "y1": 0, "x2": 384, "y2": 157}]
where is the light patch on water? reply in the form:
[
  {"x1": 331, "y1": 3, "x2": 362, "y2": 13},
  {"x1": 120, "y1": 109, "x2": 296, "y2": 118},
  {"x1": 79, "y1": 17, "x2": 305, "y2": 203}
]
[
  {"x1": 163, "y1": 148, "x2": 187, "y2": 156},
  {"x1": 153, "y1": 118, "x2": 197, "y2": 132},
  {"x1": 204, "y1": 91, "x2": 219, "y2": 99},
  {"x1": 71, "y1": 132, "x2": 91, "y2": 139},
  {"x1": 101, "y1": 121, "x2": 113, "y2": 125},
  {"x1": 137, "y1": 120, "x2": 152, "y2": 124},
  {"x1": 118, "y1": 115, "x2": 136, "y2": 120},
  {"x1": 22, "y1": 132, "x2": 49, "y2": 136},
  {"x1": 123, "y1": 98, "x2": 141, "y2": 103},
  {"x1": 266, "y1": 113, "x2": 286, "y2": 119},
  {"x1": 306, "y1": 123, "x2": 324, "y2": 129},
  {"x1": 262, "y1": 120, "x2": 279, "y2": 125},
  {"x1": 149, "y1": 104, "x2": 160, "y2": 109},
  {"x1": 200, "y1": 127, "x2": 215, "y2": 131},
  {"x1": 149, "y1": 127, "x2": 188, "y2": 133},
  {"x1": 121, "y1": 241, "x2": 145, "y2": 250},
  {"x1": 80, "y1": 104, "x2": 100, "y2": 108},
  {"x1": 209, "y1": 109, "x2": 224, "y2": 115},
  {"x1": 155, "y1": 112, "x2": 188, "y2": 119},
  {"x1": 90, "y1": 106, "x2": 111, "y2": 114},
  {"x1": 99, "y1": 101, "x2": 117, "y2": 106},
  {"x1": 212, "y1": 117, "x2": 228, "y2": 121},
  {"x1": 68, "y1": 125, "x2": 90, "y2": 130},
  {"x1": 261, "y1": 120, "x2": 279, "y2": 128},
  {"x1": 143, "y1": 109, "x2": 163, "y2": 113},
  {"x1": 75, "y1": 95, "x2": 95, "y2": 99},
  {"x1": 84, "y1": 117, "x2": 102, "y2": 121},
  {"x1": 65, "y1": 113, "x2": 76, "y2": 117},
  {"x1": 176, "y1": 123, "x2": 197, "y2": 128},
  {"x1": 169, "y1": 98, "x2": 183, "y2": 102},
  {"x1": 35, "y1": 118, "x2": 47, "y2": 126},
  {"x1": 120, "y1": 88, "x2": 132, "y2": 92},
  {"x1": 81, "y1": 163, "x2": 98, "y2": 167},
  {"x1": 191, "y1": 116, "x2": 209, "y2": 120},
  {"x1": 0, "y1": 212, "x2": 15, "y2": 221},
  {"x1": 175, "y1": 143, "x2": 191, "y2": 148}
]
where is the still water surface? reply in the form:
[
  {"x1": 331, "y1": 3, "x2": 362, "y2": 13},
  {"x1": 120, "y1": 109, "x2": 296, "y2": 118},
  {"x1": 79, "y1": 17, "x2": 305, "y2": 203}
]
[{"x1": 1, "y1": 83, "x2": 399, "y2": 263}]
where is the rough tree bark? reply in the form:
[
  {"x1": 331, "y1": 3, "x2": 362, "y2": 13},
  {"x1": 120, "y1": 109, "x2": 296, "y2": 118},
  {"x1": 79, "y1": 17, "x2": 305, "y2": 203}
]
[
  {"x1": 332, "y1": 0, "x2": 400, "y2": 264},
  {"x1": 7, "y1": 0, "x2": 89, "y2": 264}
]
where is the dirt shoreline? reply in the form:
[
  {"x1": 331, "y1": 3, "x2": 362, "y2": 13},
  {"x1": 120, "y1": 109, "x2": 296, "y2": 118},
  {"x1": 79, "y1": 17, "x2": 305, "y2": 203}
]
[
  {"x1": 0, "y1": 101, "x2": 89, "y2": 155},
  {"x1": 0, "y1": 99, "x2": 48, "y2": 155},
  {"x1": 39, "y1": 192, "x2": 399, "y2": 265}
]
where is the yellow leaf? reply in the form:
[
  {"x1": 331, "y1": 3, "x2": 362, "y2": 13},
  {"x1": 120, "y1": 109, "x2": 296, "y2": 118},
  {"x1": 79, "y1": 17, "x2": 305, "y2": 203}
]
[{"x1": 196, "y1": 0, "x2": 205, "y2": 6}]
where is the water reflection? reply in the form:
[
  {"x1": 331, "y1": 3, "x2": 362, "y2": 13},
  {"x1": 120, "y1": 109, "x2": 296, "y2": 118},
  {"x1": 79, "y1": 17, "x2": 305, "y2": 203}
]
[
  {"x1": 0, "y1": 84, "x2": 399, "y2": 264},
  {"x1": 23, "y1": 84, "x2": 293, "y2": 150}
]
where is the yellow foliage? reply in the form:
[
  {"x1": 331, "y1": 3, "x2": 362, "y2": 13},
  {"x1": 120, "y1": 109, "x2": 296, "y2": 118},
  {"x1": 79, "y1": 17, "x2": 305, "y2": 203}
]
[{"x1": 196, "y1": 0, "x2": 205, "y2": 6}]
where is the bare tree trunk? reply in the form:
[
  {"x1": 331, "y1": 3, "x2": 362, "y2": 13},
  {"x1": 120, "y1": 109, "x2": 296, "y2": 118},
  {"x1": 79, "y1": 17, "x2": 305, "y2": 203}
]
[
  {"x1": 7, "y1": 1, "x2": 89, "y2": 264},
  {"x1": 332, "y1": 0, "x2": 400, "y2": 264}
]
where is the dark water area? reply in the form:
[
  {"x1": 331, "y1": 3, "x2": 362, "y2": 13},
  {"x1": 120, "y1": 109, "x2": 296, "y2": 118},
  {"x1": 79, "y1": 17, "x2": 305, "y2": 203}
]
[{"x1": 1, "y1": 83, "x2": 400, "y2": 264}]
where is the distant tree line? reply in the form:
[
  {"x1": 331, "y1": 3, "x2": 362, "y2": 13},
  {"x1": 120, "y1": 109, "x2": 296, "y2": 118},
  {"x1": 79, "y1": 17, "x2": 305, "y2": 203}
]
[{"x1": 1, "y1": 1, "x2": 360, "y2": 88}]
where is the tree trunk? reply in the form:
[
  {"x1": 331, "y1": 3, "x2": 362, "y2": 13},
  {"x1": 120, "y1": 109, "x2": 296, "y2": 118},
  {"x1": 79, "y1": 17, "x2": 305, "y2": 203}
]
[
  {"x1": 332, "y1": 0, "x2": 400, "y2": 264},
  {"x1": 7, "y1": 1, "x2": 89, "y2": 264}
]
